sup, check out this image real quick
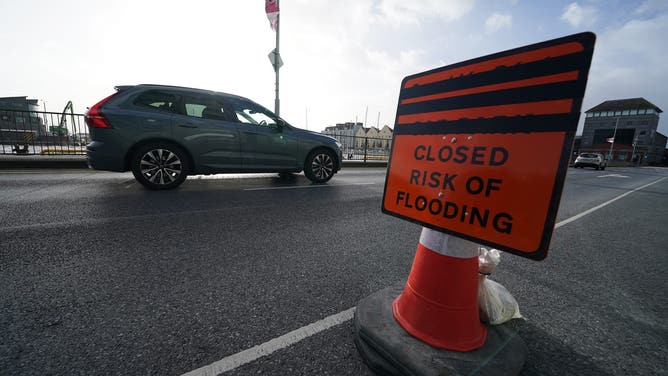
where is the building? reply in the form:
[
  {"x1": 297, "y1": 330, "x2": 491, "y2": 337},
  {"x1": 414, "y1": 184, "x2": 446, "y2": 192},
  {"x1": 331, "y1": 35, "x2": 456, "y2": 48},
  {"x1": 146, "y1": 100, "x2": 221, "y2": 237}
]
[
  {"x1": 322, "y1": 122, "x2": 363, "y2": 150},
  {"x1": 580, "y1": 98, "x2": 665, "y2": 165},
  {"x1": 356, "y1": 126, "x2": 380, "y2": 148},
  {"x1": 378, "y1": 125, "x2": 393, "y2": 149},
  {"x1": 323, "y1": 122, "x2": 394, "y2": 150},
  {"x1": 0, "y1": 97, "x2": 47, "y2": 142}
]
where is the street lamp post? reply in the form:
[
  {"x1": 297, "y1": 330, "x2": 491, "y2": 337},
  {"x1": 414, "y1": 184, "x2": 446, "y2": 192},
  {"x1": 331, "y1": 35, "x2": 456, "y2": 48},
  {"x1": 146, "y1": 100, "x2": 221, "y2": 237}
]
[
  {"x1": 608, "y1": 116, "x2": 619, "y2": 161},
  {"x1": 42, "y1": 100, "x2": 48, "y2": 126}
]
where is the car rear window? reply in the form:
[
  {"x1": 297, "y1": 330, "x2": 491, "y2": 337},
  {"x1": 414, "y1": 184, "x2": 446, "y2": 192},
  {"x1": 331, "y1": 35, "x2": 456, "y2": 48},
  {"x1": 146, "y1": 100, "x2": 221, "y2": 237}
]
[
  {"x1": 182, "y1": 94, "x2": 228, "y2": 121},
  {"x1": 580, "y1": 153, "x2": 598, "y2": 158},
  {"x1": 134, "y1": 90, "x2": 179, "y2": 113}
]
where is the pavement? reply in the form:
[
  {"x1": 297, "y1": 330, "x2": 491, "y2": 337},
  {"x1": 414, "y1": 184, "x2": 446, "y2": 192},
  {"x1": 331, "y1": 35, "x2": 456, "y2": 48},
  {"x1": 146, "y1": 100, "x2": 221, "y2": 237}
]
[{"x1": 0, "y1": 154, "x2": 387, "y2": 170}]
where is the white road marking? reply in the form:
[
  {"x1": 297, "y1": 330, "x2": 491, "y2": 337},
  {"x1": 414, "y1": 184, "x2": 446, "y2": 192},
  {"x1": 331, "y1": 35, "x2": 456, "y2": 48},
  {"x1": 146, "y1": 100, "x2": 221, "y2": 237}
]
[
  {"x1": 556, "y1": 176, "x2": 666, "y2": 228},
  {"x1": 244, "y1": 182, "x2": 375, "y2": 191},
  {"x1": 597, "y1": 174, "x2": 630, "y2": 178},
  {"x1": 181, "y1": 308, "x2": 356, "y2": 376},
  {"x1": 182, "y1": 175, "x2": 667, "y2": 376}
]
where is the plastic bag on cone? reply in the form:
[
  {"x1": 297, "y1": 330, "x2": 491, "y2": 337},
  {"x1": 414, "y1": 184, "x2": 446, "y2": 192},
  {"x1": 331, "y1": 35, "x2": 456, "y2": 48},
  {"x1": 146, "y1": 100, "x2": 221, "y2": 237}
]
[{"x1": 478, "y1": 247, "x2": 523, "y2": 325}]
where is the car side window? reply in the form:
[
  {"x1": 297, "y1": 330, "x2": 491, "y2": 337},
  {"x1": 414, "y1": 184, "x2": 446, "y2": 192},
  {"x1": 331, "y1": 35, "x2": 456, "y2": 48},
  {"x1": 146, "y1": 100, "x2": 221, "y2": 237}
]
[
  {"x1": 134, "y1": 90, "x2": 180, "y2": 113},
  {"x1": 229, "y1": 98, "x2": 278, "y2": 128},
  {"x1": 182, "y1": 94, "x2": 228, "y2": 121}
]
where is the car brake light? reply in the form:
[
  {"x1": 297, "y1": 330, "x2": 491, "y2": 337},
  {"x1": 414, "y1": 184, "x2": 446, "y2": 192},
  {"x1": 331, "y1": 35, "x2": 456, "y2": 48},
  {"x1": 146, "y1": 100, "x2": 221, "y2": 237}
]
[{"x1": 85, "y1": 92, "x2": 119, "y2": 129}]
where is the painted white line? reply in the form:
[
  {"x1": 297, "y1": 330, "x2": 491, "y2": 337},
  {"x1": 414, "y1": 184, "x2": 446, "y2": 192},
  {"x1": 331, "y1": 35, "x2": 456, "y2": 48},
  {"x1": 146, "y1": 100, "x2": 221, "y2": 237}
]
[
  {"x1": 597, "y1": 174, "x2": 630, "y2": 178},
  {"x1": 181, "y1": 176, "x2": 667, "y2": 376},
  {"x1": 555, "y1": 176, "x2": 666, "y2": 228},
  {"x1": 244, "y1": 182, "x2": 375, "y2": 191},
  {"x1": 181, "y1": 308, "x2": 356, "y2": 376}
]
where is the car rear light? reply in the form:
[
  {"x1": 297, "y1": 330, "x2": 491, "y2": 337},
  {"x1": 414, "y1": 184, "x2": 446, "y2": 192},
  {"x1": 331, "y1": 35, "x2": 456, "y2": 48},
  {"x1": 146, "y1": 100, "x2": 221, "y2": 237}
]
[{"x1": 85, "y1": 92, "x2": 119, "y2": 129}]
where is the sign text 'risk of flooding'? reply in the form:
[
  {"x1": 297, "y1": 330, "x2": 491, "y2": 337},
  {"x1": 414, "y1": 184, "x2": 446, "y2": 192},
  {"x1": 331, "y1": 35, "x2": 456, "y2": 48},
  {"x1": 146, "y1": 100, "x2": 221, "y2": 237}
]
[{"x1": 382, "y1": 32, "x2": 596, "y2": 260}]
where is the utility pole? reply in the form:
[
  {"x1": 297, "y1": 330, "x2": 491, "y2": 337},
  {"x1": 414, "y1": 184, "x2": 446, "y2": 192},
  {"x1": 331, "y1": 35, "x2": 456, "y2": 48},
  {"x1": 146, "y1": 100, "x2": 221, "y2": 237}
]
[
  {"x1": 274, "y1": 3, "x2": 280, "y2": 116},
  {"x1": 266, "y1": 0, "x2": 281, "y2": 116}
]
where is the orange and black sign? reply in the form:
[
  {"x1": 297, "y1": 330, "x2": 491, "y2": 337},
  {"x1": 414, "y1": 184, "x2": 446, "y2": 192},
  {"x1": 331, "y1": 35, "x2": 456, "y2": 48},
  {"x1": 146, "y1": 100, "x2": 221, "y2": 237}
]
[{"x1": 382, "y1": 32, "x2": 596, "y2": 260}]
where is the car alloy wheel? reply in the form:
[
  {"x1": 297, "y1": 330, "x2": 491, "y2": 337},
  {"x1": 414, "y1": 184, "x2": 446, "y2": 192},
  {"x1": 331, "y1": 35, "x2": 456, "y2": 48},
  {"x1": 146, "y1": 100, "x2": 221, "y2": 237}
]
[
  {"x1": 131, "y1": 143, "x2": 188, "y2": 190},
  {"x1": 140, "y1": 149, "x2": 182, "y2": 183},
  {"x1": 305, "y1": 149, "x2": 335, "y2": 183}
]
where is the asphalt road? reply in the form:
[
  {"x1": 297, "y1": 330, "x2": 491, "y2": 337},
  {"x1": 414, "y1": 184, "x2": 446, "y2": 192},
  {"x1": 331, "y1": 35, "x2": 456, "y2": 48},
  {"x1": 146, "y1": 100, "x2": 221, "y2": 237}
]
[{"x1": 1, "y1": 167, "x2": 667, "y2": 375}]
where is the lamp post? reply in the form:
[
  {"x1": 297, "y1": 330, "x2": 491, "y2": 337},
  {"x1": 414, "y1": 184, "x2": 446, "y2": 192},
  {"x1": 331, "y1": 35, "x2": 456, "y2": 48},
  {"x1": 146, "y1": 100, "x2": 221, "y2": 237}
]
[
  {"x1": 608, "y1": 116, "x2": 619, "y2": 161},
  {"x1": 42, "y1": 100, "x2": 48, "y2": 126}
]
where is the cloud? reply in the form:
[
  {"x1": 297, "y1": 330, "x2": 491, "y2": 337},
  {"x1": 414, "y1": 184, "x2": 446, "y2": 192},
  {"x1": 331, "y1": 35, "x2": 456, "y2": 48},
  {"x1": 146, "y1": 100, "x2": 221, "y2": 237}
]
[
  {"x1": 583, "y1": 12, "x2": 668, "y2": 134},
  {"x1": 634, "y1": 0, "x2": 668, "y2": 15},
  {"x1": 560, "y1": 2, "x2": 597, "y2": 28},
  {"x1": 376, "y1": 0, "x2": 475, "y2": 26},
  {"x1": 485, "y1": 13, "x2": 512, "y2": 33}
]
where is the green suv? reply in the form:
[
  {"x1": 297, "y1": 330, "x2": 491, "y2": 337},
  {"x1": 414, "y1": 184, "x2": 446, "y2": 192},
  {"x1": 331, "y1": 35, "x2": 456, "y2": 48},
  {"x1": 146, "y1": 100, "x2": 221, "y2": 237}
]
[{"x1": 85, "y1": 85, "x2": 343, "y2": 189}]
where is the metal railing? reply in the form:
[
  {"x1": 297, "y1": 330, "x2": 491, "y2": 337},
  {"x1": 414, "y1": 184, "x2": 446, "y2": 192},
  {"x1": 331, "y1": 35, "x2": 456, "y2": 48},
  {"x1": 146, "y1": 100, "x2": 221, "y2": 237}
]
[
  {"x1": 0, "y1": 109, "x2": 88, "y2": 155},
  {"x1": 328, "y1": 134, "x2": 392, "y2": 162},
  {"x1": 0, "y1": 109, "x2": 394, "y2": 162}
]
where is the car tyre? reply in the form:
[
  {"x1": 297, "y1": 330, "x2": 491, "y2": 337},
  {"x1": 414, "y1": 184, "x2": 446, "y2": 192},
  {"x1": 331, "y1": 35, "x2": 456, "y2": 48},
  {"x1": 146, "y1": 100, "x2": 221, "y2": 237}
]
[
  {"x1": 304, "y1": 149, "x2": 336, "y2": 183},
  {"x1": 131, "y1": 143, "x2": 189, "y2": 190}
]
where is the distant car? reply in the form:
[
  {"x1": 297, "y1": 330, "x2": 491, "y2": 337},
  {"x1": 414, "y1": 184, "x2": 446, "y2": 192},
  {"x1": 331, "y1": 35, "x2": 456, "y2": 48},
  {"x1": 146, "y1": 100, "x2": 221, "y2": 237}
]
[
  {"x1": 85, "y1": 84, "x2": 343, "y2": 189},
  {"x1": 573, "y1": 152, "x2": 607, "y2": 170}
]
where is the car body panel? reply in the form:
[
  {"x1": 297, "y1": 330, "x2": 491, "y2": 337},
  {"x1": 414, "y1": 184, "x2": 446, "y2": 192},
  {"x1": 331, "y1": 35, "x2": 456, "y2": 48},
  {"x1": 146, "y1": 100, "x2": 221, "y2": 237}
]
[
  {"x1": 172, "y1": 113, "x2": 243, "y2": 172},
  {"x1": 239, "y1": 124, "x2": 300, "y2": 170}
]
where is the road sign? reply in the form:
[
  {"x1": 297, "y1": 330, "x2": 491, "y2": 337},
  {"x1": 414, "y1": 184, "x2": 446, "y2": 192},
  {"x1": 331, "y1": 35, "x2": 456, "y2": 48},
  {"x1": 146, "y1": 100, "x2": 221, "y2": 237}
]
[
  {"x1": 382, "y1": 32, "x2": 596, "y2": 260},
  {"x1": 268, "y1": 49, "x2": 283, "y2": 71}
]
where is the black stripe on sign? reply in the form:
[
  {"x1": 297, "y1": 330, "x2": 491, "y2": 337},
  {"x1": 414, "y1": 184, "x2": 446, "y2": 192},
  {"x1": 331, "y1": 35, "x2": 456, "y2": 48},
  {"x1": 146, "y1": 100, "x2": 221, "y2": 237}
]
[
  {"x1": 399, "y1": 52, "x2": 590, "y2": 101},
  {"x1": 392, "y1": 114, "x2": 579, "y2": 135},
  {"x1": 396, "y1": 82, "x2": 580, "y2": 116}
]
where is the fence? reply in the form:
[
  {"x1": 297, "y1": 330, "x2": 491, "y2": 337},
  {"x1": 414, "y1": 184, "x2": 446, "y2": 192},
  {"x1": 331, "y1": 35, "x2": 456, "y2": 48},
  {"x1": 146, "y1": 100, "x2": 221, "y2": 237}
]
[
  {"x1": 0, "y1": 109, "x2": 393, "y2": 162},
  {"x1": 329, "y1": 134, "x2": 392, "y2": 162},
  {"x1": 0, "y1": 109, "x2": 88, "y2": 155}
]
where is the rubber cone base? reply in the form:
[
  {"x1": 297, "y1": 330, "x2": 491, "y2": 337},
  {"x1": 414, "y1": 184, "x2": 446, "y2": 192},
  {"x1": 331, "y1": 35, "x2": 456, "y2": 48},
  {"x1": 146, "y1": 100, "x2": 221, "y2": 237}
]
[{"x1": 354, "y1": 285, "x2": 527, "y2": 376}]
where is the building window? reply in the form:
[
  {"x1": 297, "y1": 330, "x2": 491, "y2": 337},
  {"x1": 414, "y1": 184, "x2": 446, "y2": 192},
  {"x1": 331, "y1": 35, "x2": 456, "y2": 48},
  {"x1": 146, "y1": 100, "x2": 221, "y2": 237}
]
[
  {"x1": 615, "y1": 111, "x2": 622, "y2": 116},
  {"x1": 630, "y1": 109, "x2": 638, "y2": 115},
  {"x1": 593, "y1": 112, "x2": 600, "y2": 117},
  {"x1": 622, "y1": 110, "x2": 629, "y2": 116},
  {"x1": 586, "y1": 112, "x2": 593, "y2": 118},
  {"x1": 639, "y1": 109, "x2": 646, "y2": 114}
]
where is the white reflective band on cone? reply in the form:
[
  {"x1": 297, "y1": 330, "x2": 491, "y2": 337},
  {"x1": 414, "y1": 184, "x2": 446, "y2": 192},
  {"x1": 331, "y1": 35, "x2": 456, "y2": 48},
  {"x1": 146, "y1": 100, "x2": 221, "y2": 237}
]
[{"x1": 419, "y1": 227, "x2": 479, "y2": 259}]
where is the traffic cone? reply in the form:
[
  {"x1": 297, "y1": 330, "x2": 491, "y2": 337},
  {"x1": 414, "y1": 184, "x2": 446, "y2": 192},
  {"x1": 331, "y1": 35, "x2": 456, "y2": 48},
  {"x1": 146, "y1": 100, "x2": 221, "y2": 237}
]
[{"x1": 392, "y1": 227, "x2": 487, "y2": 351}]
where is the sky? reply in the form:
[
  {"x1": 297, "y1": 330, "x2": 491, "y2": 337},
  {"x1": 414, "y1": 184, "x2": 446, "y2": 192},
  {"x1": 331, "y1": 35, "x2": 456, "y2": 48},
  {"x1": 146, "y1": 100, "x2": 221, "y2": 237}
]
[{"x1": 1, "y1": 0, "x2": 667, "y2": 136}]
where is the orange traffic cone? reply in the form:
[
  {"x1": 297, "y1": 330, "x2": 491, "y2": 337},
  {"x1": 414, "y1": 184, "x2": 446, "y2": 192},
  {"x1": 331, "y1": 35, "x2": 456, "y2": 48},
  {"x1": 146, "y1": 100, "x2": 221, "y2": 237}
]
[{"x1": 392, "y1": 227, "x2": 487, "y2": 351}]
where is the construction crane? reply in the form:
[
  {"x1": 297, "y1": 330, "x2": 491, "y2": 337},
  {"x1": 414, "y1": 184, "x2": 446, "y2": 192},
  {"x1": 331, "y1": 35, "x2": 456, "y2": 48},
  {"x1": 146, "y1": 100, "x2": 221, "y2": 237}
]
[{"x1": 49, "y1": 101, "x2": 74, "y2": 136}]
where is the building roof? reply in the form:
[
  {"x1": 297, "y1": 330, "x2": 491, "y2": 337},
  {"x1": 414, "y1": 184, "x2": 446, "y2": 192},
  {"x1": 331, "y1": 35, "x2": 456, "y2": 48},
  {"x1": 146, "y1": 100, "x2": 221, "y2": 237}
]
[{"x1": 585, "y1": 97, "x2": 662, "y2": 113}]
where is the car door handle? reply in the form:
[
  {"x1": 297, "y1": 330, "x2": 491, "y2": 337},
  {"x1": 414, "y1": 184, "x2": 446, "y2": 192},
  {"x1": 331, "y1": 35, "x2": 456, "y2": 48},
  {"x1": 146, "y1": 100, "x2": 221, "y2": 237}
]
[{"x1": 178, "y1": 124, "x2": 198, "y2": 129}]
